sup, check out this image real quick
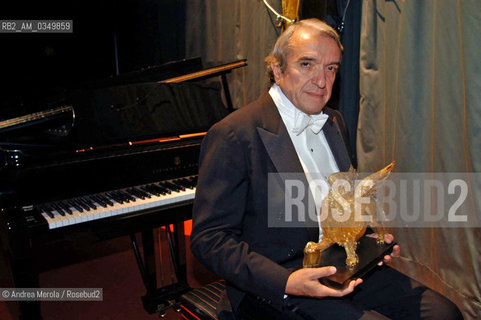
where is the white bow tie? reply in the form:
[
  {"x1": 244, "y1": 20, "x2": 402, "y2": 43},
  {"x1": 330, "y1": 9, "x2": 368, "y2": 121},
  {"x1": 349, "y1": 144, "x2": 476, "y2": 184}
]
[{"x1": 292, "y1": 112, "x2": 329, "y2": 135}]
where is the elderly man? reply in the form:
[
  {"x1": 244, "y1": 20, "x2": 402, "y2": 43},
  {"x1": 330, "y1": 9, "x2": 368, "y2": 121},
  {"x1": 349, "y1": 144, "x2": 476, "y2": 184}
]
[{"x1": 191, "y1": 19, "x2": 462, "y2": 319}]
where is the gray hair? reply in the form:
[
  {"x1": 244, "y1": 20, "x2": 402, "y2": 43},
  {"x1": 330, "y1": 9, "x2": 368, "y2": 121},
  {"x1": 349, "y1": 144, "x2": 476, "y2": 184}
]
[{"x1": 265, "y1": 19, "x2": 343, "y2": 84}]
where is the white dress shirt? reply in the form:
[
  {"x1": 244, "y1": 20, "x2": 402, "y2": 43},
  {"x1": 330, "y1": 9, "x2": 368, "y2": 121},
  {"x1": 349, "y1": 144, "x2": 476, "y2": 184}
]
[{"x1": 269, "y1": 84, "x2": 339, "y2": 241}]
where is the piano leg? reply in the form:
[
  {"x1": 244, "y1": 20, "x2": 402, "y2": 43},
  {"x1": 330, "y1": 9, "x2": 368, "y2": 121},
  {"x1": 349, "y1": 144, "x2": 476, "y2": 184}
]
[
  {"x1": 130, "y1": 233, "x2": 154, "y2": 292},
  {"x1": 8, "y1": 255, "x2": 42, "y2": 320},
  {"x1": 141, "y1": 231, "x2": 157, "y2": 292},
  {"x1": 165, "y1": 223, "x2": 187, "y2": 285},
  {"x1": 130, "y1": 223, "x2": 190, "y2": 316}
]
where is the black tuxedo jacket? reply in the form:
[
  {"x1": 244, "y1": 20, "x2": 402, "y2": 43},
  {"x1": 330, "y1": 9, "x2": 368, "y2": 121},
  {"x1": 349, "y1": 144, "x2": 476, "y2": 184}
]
[{"x1": 191, "y1": 92, "x2": 352, "y2": 315}]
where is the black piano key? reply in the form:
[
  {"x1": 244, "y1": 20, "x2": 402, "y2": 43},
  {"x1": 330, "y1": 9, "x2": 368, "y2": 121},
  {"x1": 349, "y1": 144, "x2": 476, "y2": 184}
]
[
  {"x1": 132, "y1": 187, "x2": 150, "y2": 199},
  {"x1": 127, "y1": 188, "x2": 145, "y2": 200},
  {"x1": 81, "y1": 197, "x2": 97, "y2": 210},
  {"x1": 119, "y1": 190, "x2": 136, "y2": 202},
  {"x1": 162, "y1": 181, "x2": 182, "y2": 192},
  {"x1": 114, "y1": 191, "x2": 128, "y2": 203},
  {"x1": 44, "y1": 205, "x2": 55, "y2": 213},
  {"x1": 109, "y1": 191, "x2": 124, "y2": 203},
  {"x1": 114, "y1": 193, "x2": 124, "y2": 204},
  {"x1": 122, "y1": 191, "x2": 133, "y2": 202},
  {"x1": 156, "y1": 183, "x2": 172, "y2": 194},
  {"x1": 115, "y1": 191, "x2": 130, "y2": 203},
  {"x1": 95, "y1": 194, "x2": 114, "y2": 206},
  {"x1": 98, "y1": 194, "x2": 114, "y2": 206},
  {"x1": 159, "y1": 185, "x2": 171, "y2": 194},
  {"x1": 72, "y1": 198, "x2": 86, "y2": 211},
  {"x1": 51, "y1": 203, "x2": 65, "y2": 216},
  {"x1": 74, "y1": 198, "x2": 91, "y2": 211},
  {"x1": 106, "y1": 192, "x2": 124, "y2": 204},
  {"x1": 136, "y1": 187, "x2": 151, "y2": 198},
  {"x1": 50, "y1": 203, "x2": 64, "y2": 216},
  {"x1": 126, "y1": 188, "x2": 140, "y2": 200},
  {"x1": 105, "y1": 192, "x2": 116, "y2": 203},
  {"x1": 159, "y1": 181, "x2": 175, "y2": 191},
  {"x1": 187, "y1": 176, "x2": 198, "y2": 188},
  {"x1": 172, "y1": 179, "x2": 186, "y2": 191},
  {"x1": 174, "y1": 179, "x2": 184, "y2": 188},
  {"x1": 129, "y1": 189, "x2": 143, "y2": 200},
  {"x1": 189, "y1": 176, "x2": 198, "y2": 187},
  {"x1": 149, "y1": 184, "x2": 168, "y2": 195},
  {"x1": 67, "y1": 200, "x2": 84, "y2": 212},
  {"x1": 58, "y1": 201, "x2": 73, "y2": 215},
  {"x1": 176, "y1": 178, "x2": 193, "y2": 189},
  {"x1": 141, "y1": 185, "x2": 160, "y2": 197},
  {"x1": 99, "y1": 195, "x2": 111, "y2": 206},
  {"x1": 176, "y1": 178, "x2": 188, "y2": 187},
  {"x1": 38, "y1": 205, "x2": 54, "y2": 219},
  {"x1": 91, "y1": 195, "x2": 107, "y2": 208}
]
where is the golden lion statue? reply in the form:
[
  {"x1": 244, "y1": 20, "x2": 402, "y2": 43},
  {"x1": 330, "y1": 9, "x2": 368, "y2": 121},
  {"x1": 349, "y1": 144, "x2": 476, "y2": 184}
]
[{"x1": 303, "y1": 162, "x2": 395, "y2": 269}]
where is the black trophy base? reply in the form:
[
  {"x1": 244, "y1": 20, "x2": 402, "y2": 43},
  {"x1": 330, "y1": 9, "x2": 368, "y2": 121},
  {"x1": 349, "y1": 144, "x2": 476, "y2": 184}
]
[{"x1": 319, "y1": 236, "x2": 395, "y2": 290}]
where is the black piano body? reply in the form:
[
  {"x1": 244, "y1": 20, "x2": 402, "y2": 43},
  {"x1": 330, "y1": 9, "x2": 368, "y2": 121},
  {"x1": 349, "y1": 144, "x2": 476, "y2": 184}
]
[{"x1": 0, "y1": 59, "x2": 247, "y2": 319}]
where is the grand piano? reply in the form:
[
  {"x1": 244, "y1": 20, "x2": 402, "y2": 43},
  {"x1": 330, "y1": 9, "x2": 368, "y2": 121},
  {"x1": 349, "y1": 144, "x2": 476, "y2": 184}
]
[{"x1": 0, "y1": 58, "x2": 247, "y2": 319}]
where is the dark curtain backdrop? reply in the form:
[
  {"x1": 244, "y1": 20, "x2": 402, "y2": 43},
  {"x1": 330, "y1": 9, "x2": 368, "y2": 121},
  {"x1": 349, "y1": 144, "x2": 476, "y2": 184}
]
[
  {"x1": 359, "y1": 1, "x2": 481, "y2": 318},
  {"x1": 185, "y1": 0, "x2": 361, "y2": 163},
  {"x1": 337, "y1": 0, "x2": 362, "y2": 167},
  {"x1": 185, "y1": 0, "x2": 282, "y2": 109}
]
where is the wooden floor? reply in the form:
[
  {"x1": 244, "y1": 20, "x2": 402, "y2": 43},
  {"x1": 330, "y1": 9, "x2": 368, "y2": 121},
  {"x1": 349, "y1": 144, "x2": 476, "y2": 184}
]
[{"x1": 0, "y1": 229, "x2": 218, "y2": 320}]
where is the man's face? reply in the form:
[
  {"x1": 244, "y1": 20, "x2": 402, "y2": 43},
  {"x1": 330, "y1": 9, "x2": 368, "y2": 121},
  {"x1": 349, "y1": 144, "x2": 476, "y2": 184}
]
[{"x1": 271, "y1": 29, "x2": 341, "y2": 115}]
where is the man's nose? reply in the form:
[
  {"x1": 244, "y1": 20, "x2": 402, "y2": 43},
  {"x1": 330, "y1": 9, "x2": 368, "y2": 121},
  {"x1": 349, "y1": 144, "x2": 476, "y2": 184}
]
[{"x1": 312, "y1": 69, "x2": 326, "y2": 88}]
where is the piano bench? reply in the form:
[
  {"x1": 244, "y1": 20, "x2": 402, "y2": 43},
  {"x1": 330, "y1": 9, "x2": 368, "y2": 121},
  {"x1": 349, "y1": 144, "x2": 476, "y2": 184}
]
[{"x1": 179, "y1": 280, "x2": 225, "y2": 320}]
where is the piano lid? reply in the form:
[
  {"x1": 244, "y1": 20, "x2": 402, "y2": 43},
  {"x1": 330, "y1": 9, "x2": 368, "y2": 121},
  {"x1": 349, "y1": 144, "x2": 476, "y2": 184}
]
[
  {"x1": 0, "y1": 60, "x2": 246, "y2": 146},
  {"x1": 0, "y1": 59, "x2": 247, "y2": 167},
  {"x1": 70, "y1": 59, "x2": 245, "y2": 148},
  {"x1": 70, "y1": 80, "x2": 227, "y2": 147},
  {"x1": 0, "y1": 105, "x2": 75, "y2": 136}
]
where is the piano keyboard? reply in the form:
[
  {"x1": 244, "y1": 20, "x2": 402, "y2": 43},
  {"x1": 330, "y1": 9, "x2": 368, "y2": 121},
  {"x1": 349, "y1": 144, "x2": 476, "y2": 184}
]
[{"x1": 38, "y1": 176, "x2": 197, "y2": 229}]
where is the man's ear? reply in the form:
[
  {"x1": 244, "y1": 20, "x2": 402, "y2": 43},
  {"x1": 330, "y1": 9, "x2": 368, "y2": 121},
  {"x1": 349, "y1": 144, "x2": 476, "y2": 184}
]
[{"x1": 271, "y1": 62, "x2": 282, "y2": 84}]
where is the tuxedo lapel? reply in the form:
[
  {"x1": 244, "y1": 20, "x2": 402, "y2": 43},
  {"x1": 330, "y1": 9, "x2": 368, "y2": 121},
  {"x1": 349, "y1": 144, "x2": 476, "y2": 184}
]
[
  {"x1": 255, "y1": 93, "x2": 319, "y2": 241},
  {"x1": 255, "y1": 94, "x2": 304, "y2": 174},
  {"x1": 322, "y1": 112, "x2": 352, "y2": 171}
]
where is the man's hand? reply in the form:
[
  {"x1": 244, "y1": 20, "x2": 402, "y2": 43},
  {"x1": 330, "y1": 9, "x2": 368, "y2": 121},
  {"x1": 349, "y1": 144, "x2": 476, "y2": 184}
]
[
  {"x1": 366, "y1": 233, "x2": 401, "y2": 266},
  {"x1": 285, "y1": 267, "x2": 363, "y2": 298}
]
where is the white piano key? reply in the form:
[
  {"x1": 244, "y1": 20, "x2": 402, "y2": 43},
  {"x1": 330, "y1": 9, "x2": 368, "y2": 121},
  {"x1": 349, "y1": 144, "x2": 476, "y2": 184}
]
[{"x1": 43, "y1": 179, "x2": 196, "y2": 229}]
